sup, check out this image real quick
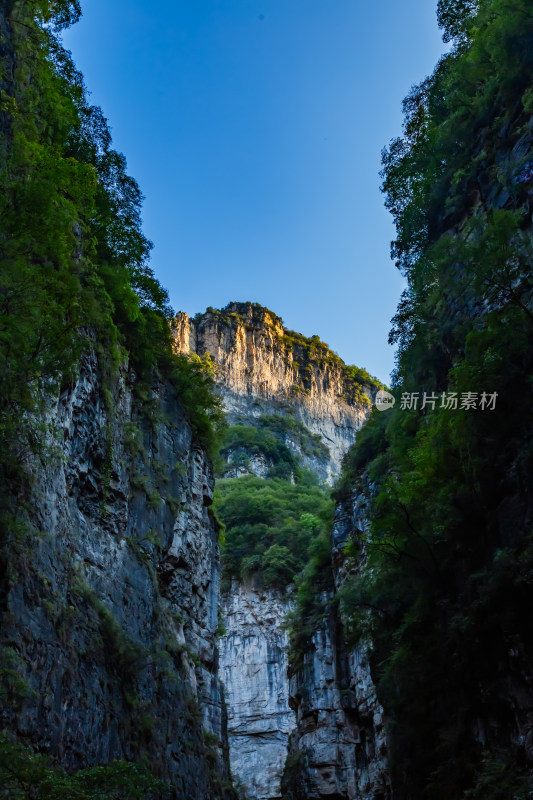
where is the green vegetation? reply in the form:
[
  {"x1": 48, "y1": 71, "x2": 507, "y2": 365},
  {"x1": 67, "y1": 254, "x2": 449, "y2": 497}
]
[
  {"x1": 257, "y1": 415, "x2": 329, "y2": 461},
  {"x1": 0, "y1": 646, "x2": 34, "y2": 707},
  {"x1": 0, "y1": 2, "x2": 223, "y2": 793},
  {"x1": 281, "y1": 328, "x2": 382, "y2": 402},
  {"x1": 216, "y1": 475, "x2": 333, "y2": 588},
  {"x1": 332, "y1": 1, "x2": 533, "y2": 796},
  {"x1": 215, "y1": 412, "x2": 333, "y2": 588},
  {"x1": 0, "y1": 735, "x2": 166, "y2": 799},
  {"x1": 0, "y1": 0, "x2": 222, "y2": 514},
  {"x1": 217, "y1": 424, "x2": 299, "y2": 481},
  {"x1": 203, "y1": 302, "x2": 284, "y2": 331},
  {"x1": 217, "y1": 414, "x2": 329, "y2": 479}
]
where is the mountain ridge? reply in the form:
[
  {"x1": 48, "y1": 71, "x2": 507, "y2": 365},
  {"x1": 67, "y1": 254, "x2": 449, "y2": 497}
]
[{"x1": 171, "y1": 301, "x2": 381, "y2": 482}]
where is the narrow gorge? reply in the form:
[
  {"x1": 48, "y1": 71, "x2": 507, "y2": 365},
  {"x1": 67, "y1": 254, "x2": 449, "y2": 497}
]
[
  {"x1": 1, "y1": 296, "x2": 390, "y2": 800},
  {"x1": 171, "y1": 302, "x2": 389, "y2": 799},
  {"x1": 2, "y1": 1, "x2": 533, "y2": 798}
]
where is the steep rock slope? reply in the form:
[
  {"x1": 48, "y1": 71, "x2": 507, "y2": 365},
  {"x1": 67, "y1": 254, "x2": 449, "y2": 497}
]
[
  {"x1": 172, "y1": 302, "x2": 379, "y2": 483},
  {"x1": 0, "y1": 352, "x2": 234, "y2": 799},
  {"x1": 172, "y1": 303, "x2": 384, "y2": 799},
  {"x1": 0, "y1": 3, "x2": 234, "y2": 796},
  {"x1": 326, "y1": 1, "x2": 533, "y2": 796},
  {"x1": 283, "y1": 489, "x2": 390, "y2": 800},
  {"x1": 220, "y1": 585, "x2": 293, "y2": 800}
]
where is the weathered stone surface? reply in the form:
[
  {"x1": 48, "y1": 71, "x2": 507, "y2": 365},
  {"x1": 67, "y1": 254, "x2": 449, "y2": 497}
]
[
  {"x1": 0, "y1": 351, "x2": 234, "y2": 798},
  {"x1": 173, "y1": 303, "x2": 386, "y2": 797},
  {"x1": 171, "y1": 304, "x2": 374, "y2": 483},
  {"x1": 219, "y1": 584, "x2": 294, "y2": 800},
  {"x1": 284, "y1": 489, "x2": 391, "y2": 800},
  {"x1": 222, "y1": 451, "x2": 273, "y2": 480},
  {"x1": 171, "y1": 301, "x2": 388, "y2": 797}
]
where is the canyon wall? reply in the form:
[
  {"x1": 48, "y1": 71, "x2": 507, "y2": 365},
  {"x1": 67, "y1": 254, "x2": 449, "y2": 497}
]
[
  {"x1": 172, "y1": 302, "x2": 377, "y2": 483},
  {"x1": 0, "y1": 351, "x2": 234, "y2": 799},
  {"x1": 170, "y1": 302, "x2": 388, "y2": 799},
  {"x1": 283, "y1": 489, "x2": 391, "y2": 800},
  {"x1": 220, "y1": 585, "x2": 293, "y2": 800}
]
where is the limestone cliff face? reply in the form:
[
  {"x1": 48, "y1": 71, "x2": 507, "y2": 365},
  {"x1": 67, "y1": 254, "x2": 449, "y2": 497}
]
[
  {"x1": 171, "y1": 302, "x2": 385, "y2": 798},
  {"x1": 0, "y1": 351, "x2": 234, "y2": 798},
  {"x1": 172, "y1": 303, "x2": 377, "y2": 482},
  {"x1": 283, "y1": 490, "x2": 390, "y2": 800},
  {"x1": 219, "y1": 585, "x2": 294, "y2": 800}
]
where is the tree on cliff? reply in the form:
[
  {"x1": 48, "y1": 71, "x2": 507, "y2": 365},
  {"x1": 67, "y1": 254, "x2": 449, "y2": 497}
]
[
  {"x1": 0, "y1": 0, "x2": 222, "y2": 502},
  {"x1": 0, "y1": 1, "x2": 223, "y2": 793},
  {"x1": 337, "y1": 0, "x2": 533, "y2": 796}
]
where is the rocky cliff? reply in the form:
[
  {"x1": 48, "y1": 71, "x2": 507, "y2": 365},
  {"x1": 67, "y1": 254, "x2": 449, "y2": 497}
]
[
  {"x1": 219, "y1": 585, "x2": 294, "y2": 800},
  {"x1": 282, "y1": 489, "x2": 390, "y2": 800},
  {"x1": 172, "y1": 303, "x2": 380, "y2": 483},
  {"x1": 171, "y1": 302, "x2": 387, "y2": 799},
  {"x1": 0, "y1": 351, "x2": 234, "y2": 798}
]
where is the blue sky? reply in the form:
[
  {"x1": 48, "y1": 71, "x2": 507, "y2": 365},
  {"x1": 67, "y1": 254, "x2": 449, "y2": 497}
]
[{"x1": 64, "y1": 1, "x2": 445, "y2": 384}]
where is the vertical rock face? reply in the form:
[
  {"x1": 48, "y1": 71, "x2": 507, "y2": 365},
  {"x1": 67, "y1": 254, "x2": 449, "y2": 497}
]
[
  {"x1": 219, "y1": 585, "x2": 293, "y2": 799},
  {"x1": 170, "y1": 301, "x2": 386, "y2": 798},
  {"x1": 283, "y1": 490, "x2": 391, "y2": 800},
  {"x1": 172, "y1": 303, "x2": 377, "y2": 483},
  {"x1": 0, "y1": 351, "x2": 234, "y2": 798}
]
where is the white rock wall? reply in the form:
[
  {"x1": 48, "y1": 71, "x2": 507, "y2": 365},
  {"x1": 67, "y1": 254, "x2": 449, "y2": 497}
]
[
  {"x1": 219, "y1": 585, "x2": 294, "y2": 799},
  {"x1": 171, "y1": 305, "x2": 372, "y2": 482}
]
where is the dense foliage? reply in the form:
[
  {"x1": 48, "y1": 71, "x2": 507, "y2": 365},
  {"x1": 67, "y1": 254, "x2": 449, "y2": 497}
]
[
  {"x1": 0, "y1": 735, "x2": 165, "y2": 799},
  {"x1": 217, "y1": 424, "x2": 299, "y2": 482},
  {"x1": 0, "y1": 0, "x2": 222, "y2": 502},
  {"x1": 256, "y1": 414, "x2": 329, "y2": 461},
  {"x1": 216, "y1": 474, "x2": 332, "y2": 588},
  {"x1": 0, "y1": 0, "x2": 222, "y2": 792},
  {"x1": 336, "y1": 1, "x2": 533, "y2": 797},
  {"x1": 217, "y1": 414, "x2": 328, "y2": 480},
  {"x1": 214, "y1": 414, "x2": 333, "y2": 587}
]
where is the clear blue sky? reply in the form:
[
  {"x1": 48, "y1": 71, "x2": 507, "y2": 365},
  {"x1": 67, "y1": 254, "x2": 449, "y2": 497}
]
[{"x1": 63, "y1": 1, "x2": 445, "y2": 384}]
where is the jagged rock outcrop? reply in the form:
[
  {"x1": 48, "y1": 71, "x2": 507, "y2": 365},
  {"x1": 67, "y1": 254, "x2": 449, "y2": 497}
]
[
  {"x1": 172, "y1": 302, "x2": 385, "y2": 797},
  {"x1": 172, "y1": 303, "x2": 377, "y2": 483},
  {"x1": 283, "y1": 490, "x2": 390, "y2": 800},
  {"x1": 221, "y1": 452, "x2": 272, "y2": 480},
  {"x1": 0, "y1": 351, "x2": 234, "y2": 798},
  {"x1": 219, "y1": 585, "x2": 294, "y2": 799}
]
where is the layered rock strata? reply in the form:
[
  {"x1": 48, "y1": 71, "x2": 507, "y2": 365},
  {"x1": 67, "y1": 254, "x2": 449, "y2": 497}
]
[
  {"x1": 172, "y1": 303, "x2": 376, "y2": 482},
  {"x1": 0, "y1": 351, "x2": 234, "y2": 799}
]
